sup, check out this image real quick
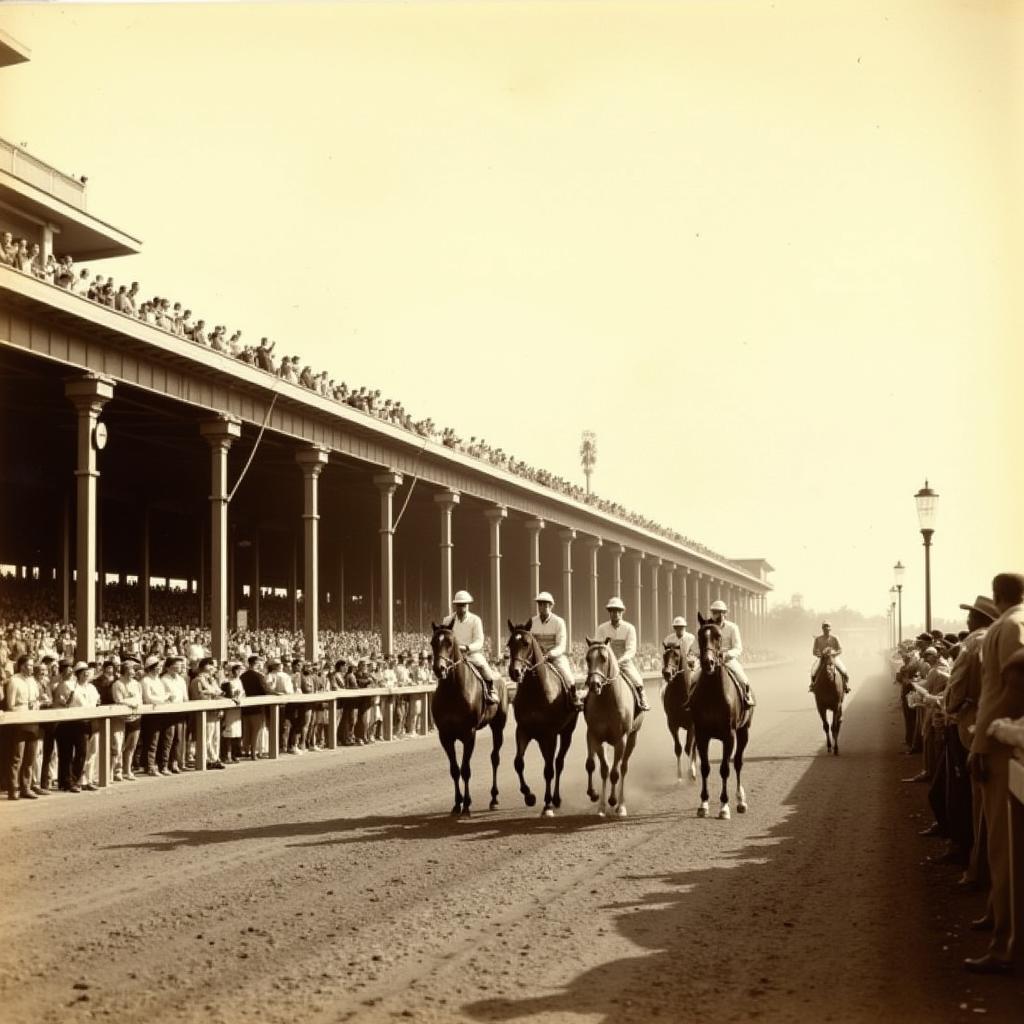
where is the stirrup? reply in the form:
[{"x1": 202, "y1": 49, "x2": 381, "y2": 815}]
[{"x1": 484, "y1": 685, "x2": 499, "y2": 705}]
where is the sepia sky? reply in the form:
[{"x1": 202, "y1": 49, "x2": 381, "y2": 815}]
[{"x1": 2, "y1": 1, "x2": 1022, "y2": 621}]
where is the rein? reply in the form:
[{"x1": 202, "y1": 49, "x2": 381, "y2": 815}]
[{"x1": 585, "y1": 644, "x2": 620, "y2": 687}]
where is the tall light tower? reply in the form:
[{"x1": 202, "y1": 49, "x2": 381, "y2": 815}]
[{"x1": 580, "y1": 430, "x2": 597, "y2": 495}]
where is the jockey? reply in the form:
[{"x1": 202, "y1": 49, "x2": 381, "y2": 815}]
[
  {"x1": 663, "y1": 615, "x2": 698, "y2": 676},
  {"x1": 442, "y1": 590, "x2": 499, "y2": 705},
  {"x1": 808, "y1": 621, "x2": 851, "y2": 694},
  {"x1": 596, "y1": 597, "x2": 651, "y2": 712},
  {"x1": 528, "y1": 591, "x2": 581, "y2": 710},
  {"x1": 708, "y1": 599, "x2": 755, "y2": 707}
]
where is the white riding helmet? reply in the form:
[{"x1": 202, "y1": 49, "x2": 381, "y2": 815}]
[
  {"x1": 605, "y1": 596, "x2": 625, "y2": 611},
  {"x1": 672, "y1": 615, "x2": 687, "y2": 627},
  {"x1": 453, "y1": 590, "x2": 473, "y2": 605},
  {"x1": 535, "y1": 591, "x2": 555, "y2": 604},
  {"x1": 710, "y1": 599, "x2": 728, "y2": 612}
]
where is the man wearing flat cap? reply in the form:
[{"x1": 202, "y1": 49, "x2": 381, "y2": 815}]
[{"x1": 965, "y1": 573, "x2": 1024, "y2": 974}]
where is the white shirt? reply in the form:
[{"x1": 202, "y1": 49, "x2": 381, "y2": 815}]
[
  {"x1": 444, "y1": 611, "x2": 485, "y2": 654},
  {"x1": 715, "y1": 619, "x2": 743, "y2": 661},
  {"x1": 596, "y1": 619, "x2": 637, "y2": 664},
  {"x1": 528, "y1": 613, "x2": 567, "y2": 658},
  {"x1": 664, "y1": 630, "x2": 698, "y2": 660}
]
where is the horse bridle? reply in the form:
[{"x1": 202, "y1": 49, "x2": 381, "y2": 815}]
[
  {"x1": 432, "y1": 627, "x2": 461, "y2": 679},
  {"x1": 585, "y1": 643, "x2": 619, "y2": 692},
  {"x1": 508, "y1": 632, "x2": 538, "y2": 680}
]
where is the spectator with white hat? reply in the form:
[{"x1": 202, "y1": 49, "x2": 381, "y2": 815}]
[
  {"x1": 441, "y1": 590, "x2": 499, "y2": 704},
  {"x1": 528, "y1": 591, "x2": 580, "y2": 710},
  {"x1": 595, "y1": 597, "x2": 650, "y2": 711}
]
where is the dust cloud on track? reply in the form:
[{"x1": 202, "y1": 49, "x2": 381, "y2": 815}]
[{"x1": 1, "y1": 657, "x2": 1020, "y2": 1023}]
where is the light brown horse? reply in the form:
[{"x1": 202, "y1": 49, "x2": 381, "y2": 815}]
[
  {"x1": 583, "y1": 638, "x2": 645, "y2": 817},
  {"x1": 507, "y1": 620, "x2": 579, "y2": 817},
  {"x1": 812, "y1": 648, "x2": 844, "y2": 755},
  {"x1": 662, "y1": 642, "x2": 697, "y2": 783},
  {"x1": 429, "y1": 622, "x2": 508, "y2": 817},
  {"x1": 690, "y1": 613, "x2": 752, "y2": 820}
]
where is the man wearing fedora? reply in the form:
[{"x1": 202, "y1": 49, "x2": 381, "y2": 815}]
[
  {"x1": 965, "y1": 573, "x2": 1024, "y2": 975},
  {"x1": 931, "y1": 595, "x2": 998, "y2": 878}
]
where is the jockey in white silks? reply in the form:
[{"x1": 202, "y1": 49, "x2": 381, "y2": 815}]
[
  {"x1": 663, "y1": 615, "x2": 699, "y2": 672},
  {"x1": 704, "y1": 599, "x2": 756, "y2": 707},
  {"x1": 595, "y1": 597, "x2": 651, "y2": 712},
  {"x1": 528, "y1": 592, "x2": 581, "y2": 710},
  {"x1": 442, "y1": 590, "x2": 499, "y2": 704},
  {"x1": 808, "y1": 621, "x2": 851, "y2": 693}
]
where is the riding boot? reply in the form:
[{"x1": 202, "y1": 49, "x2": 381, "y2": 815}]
[
  {"x1": 483, "y1": 680, "x2": 499, "y2": 705},
  {"x1": 635, "y1": 681, "x2": 651, "y2": 713},
  {"x1": 842, "y1": 673, "x2": 851, "y2": 695},
  {"x1": 744, "y1": 684, "x2": 757, "y2": 708}
]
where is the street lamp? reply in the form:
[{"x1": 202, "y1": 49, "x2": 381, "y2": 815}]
[
  {"x1": 889, "y1": 586, "x2": 898, "y2": 648},
  {"x1": 913, "y1": 481, "x2": 939, "y2": 631},
  {"x1": 893, "y1": 560, "x2": 905, "y2": 643}
]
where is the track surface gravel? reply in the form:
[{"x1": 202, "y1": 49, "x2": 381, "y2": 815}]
[{"x1": 2, "y1": 657, "x2": 1021, "y2": 1023}]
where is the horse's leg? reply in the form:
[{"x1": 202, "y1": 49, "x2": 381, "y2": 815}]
[
  {"x1": 441, "y1": 733, "x2": 462, "y2": 815},
  {"x1": 670, "y1": 721, "x2": 684, "y2": 784},
  {"x1": 617, "y1": 729, "x2": 640, "y2": 818},
  {"x1": 816, "y1": 699, "x2": 832, "y2": 753},
  {"x1": 607, "y1": 736, "x2": 625, "y2": 810},
  {"x1": 488, "y1": 716, "x2": 504, "y2": 810},
  {"x1": 540, "y1": 732, "x2": 557, "y2": 818},
  {"x1": 833, "y1": 702, "x2": 842, "y2": 756},
  {"x1": 596, "y1": 743, "x2": 611, "y2": 817},
  {"x1": 735, "y1": 727, "x2": 749, "y2": 813},
  {"x1": 697, "y1": 734, "x2": 711, "y2": 817},
  {"x1": 513, "y1": 724, "x2": 536, "y2": 807},
  {"x1": 552, "y1": 721, "x2": 575, "y2": 809},
  {"x1": 718, "y1": 732, "x2": 735, "y2": 820},
  {"x1": 686, "y1": 726, "x2": 698, "y2": 781},
  {"x1": 459, "y1": 729, "x2": 476, "y2": 817},
  {"x1": 585, "y1": 729, "x2": 599, "y2": 804}
]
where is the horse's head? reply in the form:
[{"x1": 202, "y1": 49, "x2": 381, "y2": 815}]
[
  {"x1": 430, "y1": 621, "x2": 460, "y2": 678},
  {"x1": 584, "y1": 637, "x2": 618, "y2": 695},
  {"x1": 506, "y1": 619, "x2": 538, "y2": 682},
  {"x1": 821, "y1": 648, "x2": 836, "y2": 664},
  {"x1": 696, "y1": 612, "x2": 722, "y2": 675},
  {"x1": 662, "y1": 641, "x2": 684, "y2": 681}
]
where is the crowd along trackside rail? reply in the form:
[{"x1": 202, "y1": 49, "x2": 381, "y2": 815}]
[
  {"x1": 990, "y1": 718, "x2": 1024, "y2": 966},
  {"x1": 0, "y1": 663, "x2": 789, "y2": 792}
]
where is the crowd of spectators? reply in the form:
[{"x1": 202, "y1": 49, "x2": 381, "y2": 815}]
[
  {"x1": 1, "y1": 235, "x2": 738, "y2": 568},
  {"x1": 891, "y1": 572, "x2": 1024, "y2": 975}
]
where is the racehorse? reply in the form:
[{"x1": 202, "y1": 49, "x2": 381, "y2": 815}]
[
  {"x1": 429, "y1": 622, "x2": 508, "y2": 817},
  {"x1": 690, "y1": 613, "x2": 752, "y2": 820},
  {"x1": 662, "y1": 642, "x2": 697, "y2": 783},
  {"x1": 582, "y1": 638, "x2": 645, "y2": 817},
  {"x1": 811, "y1": 648, "x2": 844, "y2": 755},
  {"x1": 506, "y1": 620, "x2": 579, "y2": 817}
]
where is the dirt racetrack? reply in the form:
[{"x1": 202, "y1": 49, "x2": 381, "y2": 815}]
[{"x1": 2, "y1": 656, "x2": 1021, "y2": 1024}]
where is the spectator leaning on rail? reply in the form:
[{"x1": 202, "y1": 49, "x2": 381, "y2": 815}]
[
  {"x1": 964, "y1": 572, "x2": 1024, "y2": 975},
  {"x1": 808, "y1": 621, "x2": 851, "y2": 694},
  {"x1": 190, "y1": 657, "x2": 226, "y2": 770},
  {"x1": 595, "y1": 597, "x2": 651, "y2": 712},
  {"x1": 440, "y1": 590, "x2": 500, "y2": 705},
  {"x1": 4, "y1": 653, "x2": 42, "y2": 800},
  {"x1": 110, "y1": 656, "x2": 143, "y2": 782}
]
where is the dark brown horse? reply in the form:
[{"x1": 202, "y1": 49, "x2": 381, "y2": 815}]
[
  {"x1": 812, "y1": 648, "x2": 844, "y2": 755},
  {"x1": 507, "y1": 620, "x2": 579, "y2": 817},
  {"x1": 583, "y1": 639, "x2": 645, "y2": 817},
  {"x1": 661, "y1": 642, "x2": 696, "y2": 783},
  {"x1": 690, "y1": 613, "x2": 752, "y2": 819},
  {"x1": 429, "y1": 622, "x2": 508, "y2": 817}
]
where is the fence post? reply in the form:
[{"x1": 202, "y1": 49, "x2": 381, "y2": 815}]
[
  {"x1": 194, "y1": 710, "x2": 208, "y2": 771},
  {"x1": 96, "y1": 717, "x2": 111, "y2": 788},
  {"x1": 327, "y1": 697, "x2": 338, "y2": 750},
  {"x1": 268, "y1": 704, "x2": 280, "y2": 759}
]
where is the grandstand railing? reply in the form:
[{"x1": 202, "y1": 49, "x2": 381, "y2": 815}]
[{"x1": 0, "y1": 136, "x2": 87, "y2": 209}]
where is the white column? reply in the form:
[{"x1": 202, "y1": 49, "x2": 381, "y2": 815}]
[
  {"x1": 297, "y1": 446, "x2": 329, "y2": 660},
  {"x1": 434, "y1": 488, "x2": 460, "y2": 613},
  {"x1": 629, "y1": 552, "x2": 644, "y2": 641},
  {"x1": 525, "y1": 517, "x2": 545, "y2": 598},
  {"x1": 584, "y1": 536, "x2": 602, "y2": 637},
  {"x1": 374, "y1": 470, "x2": 403, "y2": 658},
  {"x1": 200, "y1": 415, "x2": 241, "y2": 663},
  {"x1": 609, "y1": 542, "x2": 624, "y2": 600},
  {"x1": 65, "y1": 375, "x2": 114, "y2": 664},
  {"x1": 665, "y1": 562, "x2": 676, "y2": 624},
  {"x1": 484, "y1": 506, "x2": 507, "y2": 654},
  {"x1": 649, "y1": 557, "x2": 661, "y2": 645},
  {"x1": 559, "y1": 528, "x2": 575, "y2": 643}
]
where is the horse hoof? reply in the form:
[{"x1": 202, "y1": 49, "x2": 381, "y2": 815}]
[
  {"x1": 460, "y1": 807, "x2": 472, "y2": 818},
  {"x1": 675, "y1": 776, "x2": 683, "y2": 785},
  {"x1": 689, "y1": 767, "x2": 697, "y2": 781},
  {"x1": 608, "y1": 796, "x2": 617, "y2": 808},
  {"x1": 834, "y1": 748, "x2": 840, "y2": 757},
  {"x1": 718, "y1": 806, "x2": 731, "y2": 820},
  {"x1": 451, "y1": 805, "x2": 462, "y2": 816},
  {"x1": 588, "y1": 792, "x2": 599, "y2": 803},
  {"x1": 697, "y1": 805, "x2": 709, "y2": 818},
  {"x1": 737, "y1": 802, "x2": 748, "y2": 814},
  {"x1": 616, "y1": 806, "x2": 628, "y2": 818},
  {"x1": 524, "y1": 793, "x2": 537, "y2": 807},
  {"x1": 552, "y1": 796, "x2": 562, "y2": 809},
  {"x1": 542, "y1": 807, "x2": 555, "y2": 818}
]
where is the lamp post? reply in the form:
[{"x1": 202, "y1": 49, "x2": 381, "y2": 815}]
[
  {"x1": 913, "y1": 481, "x2": 939, "y2": 632},
  {"x1": 893, "y1": 560, "x2": 905, "y2": 643},
  {"x1": 889, "y1": 586, "x2": 898, "y2": 648}
]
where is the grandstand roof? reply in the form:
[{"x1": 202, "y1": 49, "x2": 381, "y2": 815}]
[{"x1": 0, "y1": 30, "x2": 30, "y2": 69}]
